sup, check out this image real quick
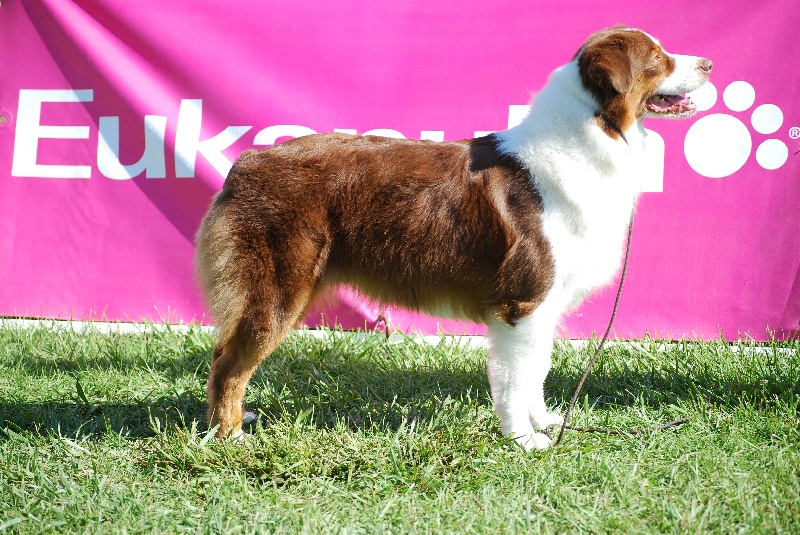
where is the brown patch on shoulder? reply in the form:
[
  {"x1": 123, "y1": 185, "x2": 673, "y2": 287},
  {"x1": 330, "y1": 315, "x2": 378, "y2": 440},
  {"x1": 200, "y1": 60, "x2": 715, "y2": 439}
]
[
  {"x1": 497, "y1": 300, "x2": 536, "y2": 326},
  {"x1": 315, "y1": 133, "x2": 556, "y2": 325},
  {"x1": 467, "y1": 136, "x2": 556, "y2": 324},
  {"x1": 576, "y1": 26, "x2": 676, "y2": 139}
]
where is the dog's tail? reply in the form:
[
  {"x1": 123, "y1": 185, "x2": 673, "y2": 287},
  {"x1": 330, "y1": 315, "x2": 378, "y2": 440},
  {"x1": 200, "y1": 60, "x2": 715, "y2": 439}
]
[{"x1": 194, "y1": 196, "x2": 247, "y2": 349}]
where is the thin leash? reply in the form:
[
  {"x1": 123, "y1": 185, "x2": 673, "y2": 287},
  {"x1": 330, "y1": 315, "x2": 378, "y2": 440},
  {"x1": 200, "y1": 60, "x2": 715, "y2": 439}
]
[{"x1": 549, "y1": 208, "x2": 690, "y2": 447}]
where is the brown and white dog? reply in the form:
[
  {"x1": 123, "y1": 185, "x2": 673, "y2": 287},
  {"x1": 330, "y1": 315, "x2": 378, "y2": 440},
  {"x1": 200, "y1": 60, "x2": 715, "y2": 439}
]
[{"x1": 196, "y1": 26, "x2": 712, "y2": 450}]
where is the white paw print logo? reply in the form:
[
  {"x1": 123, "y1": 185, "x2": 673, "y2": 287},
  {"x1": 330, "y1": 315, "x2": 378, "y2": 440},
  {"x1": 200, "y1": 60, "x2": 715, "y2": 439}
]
[{"x1": 684, "y1": 81, "x2": 790, "y2": 178}]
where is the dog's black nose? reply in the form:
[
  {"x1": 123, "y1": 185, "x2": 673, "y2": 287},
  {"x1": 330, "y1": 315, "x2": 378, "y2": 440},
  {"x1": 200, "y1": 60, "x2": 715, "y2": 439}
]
[{"x1": 699, "y1": 59, "x2": 713, "y2": 72}]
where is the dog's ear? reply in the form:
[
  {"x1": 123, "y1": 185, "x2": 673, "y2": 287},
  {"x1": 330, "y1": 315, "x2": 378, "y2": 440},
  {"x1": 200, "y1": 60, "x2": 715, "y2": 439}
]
[
  {"x1": 578, "y1": 38, "x2": 635, "y2": 102},
  {"x1": 599, "y1": 48, "x2": 634, "y2": 95}
]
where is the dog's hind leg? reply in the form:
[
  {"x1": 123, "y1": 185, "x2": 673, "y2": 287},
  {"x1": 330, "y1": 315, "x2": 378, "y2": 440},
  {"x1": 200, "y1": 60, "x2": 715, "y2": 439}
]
[
  {"x1": 206, "y1": 313, "x2": 289, "y2": 439},
  {"x1": 205, "y1": 235, "x2": 331, "y2": 439}
]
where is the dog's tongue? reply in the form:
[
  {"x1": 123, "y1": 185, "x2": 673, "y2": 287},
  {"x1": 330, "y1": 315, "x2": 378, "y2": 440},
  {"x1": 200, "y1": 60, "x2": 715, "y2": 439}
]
[
  {"x1": 658, "y1": 94, "x2": 684, "y2": 106},
  {"x1": 647, "y1": 93, "x2": 697, "y2": 116}
]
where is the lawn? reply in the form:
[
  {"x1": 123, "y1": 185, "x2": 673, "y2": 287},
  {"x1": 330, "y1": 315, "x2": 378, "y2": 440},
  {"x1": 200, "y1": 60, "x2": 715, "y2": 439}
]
[{"x1": 1, "y1": 322, "x2": 798, "y2": 533}]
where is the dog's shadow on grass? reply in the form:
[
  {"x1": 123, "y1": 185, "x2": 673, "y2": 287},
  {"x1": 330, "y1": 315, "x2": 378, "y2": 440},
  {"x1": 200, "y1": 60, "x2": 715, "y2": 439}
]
[
  {"x1": 0, "y1": 398, "x2": 207, "y2": 440},
  {"x1": 245, "y1": 349, "x2": 492, "y2": 433},
  {"x1": 0, "y1": 353, "x2": 489, "y2": 440},
  {"x1": 2, "y1": 335, "x2": 797, "y2": 440},
  {"x1": 244, "y1": 338, "x2": 799, "y2": 434},
  {"x1": 1, "y1": 339, "x2": 213, "y2": 440},
  {"x1": 0, "y1": 334, "x2": 488, "y2": 439}
]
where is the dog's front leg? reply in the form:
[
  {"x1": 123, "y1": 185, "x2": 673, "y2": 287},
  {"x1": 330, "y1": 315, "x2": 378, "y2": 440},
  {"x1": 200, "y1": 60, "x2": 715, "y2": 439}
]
[{"x1": 486, "y1": 305, "x2": 560, "y2": 451}]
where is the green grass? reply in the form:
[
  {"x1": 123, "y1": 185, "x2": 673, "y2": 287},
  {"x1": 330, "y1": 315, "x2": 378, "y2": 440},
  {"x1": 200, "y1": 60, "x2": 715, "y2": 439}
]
[{"x1": 1, "y1": 322, "x2": 799, "y2": 534}]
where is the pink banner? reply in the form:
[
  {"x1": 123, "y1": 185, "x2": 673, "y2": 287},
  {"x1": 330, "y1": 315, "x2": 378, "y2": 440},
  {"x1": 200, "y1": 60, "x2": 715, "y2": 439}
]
[{"x1": 1, "y1": 1, "x2": 799, "y2": 340}]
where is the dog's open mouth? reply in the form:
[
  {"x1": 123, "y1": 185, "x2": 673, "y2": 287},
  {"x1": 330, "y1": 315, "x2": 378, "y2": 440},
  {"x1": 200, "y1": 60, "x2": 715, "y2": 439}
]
[{"x1": 646, "y1": 93, "x2": 698, "y2": 117}]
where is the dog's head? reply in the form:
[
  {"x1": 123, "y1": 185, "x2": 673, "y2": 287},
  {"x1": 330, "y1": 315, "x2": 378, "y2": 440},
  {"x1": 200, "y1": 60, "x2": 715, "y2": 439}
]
[{"x1": 575, "y1": 26, "x2": 712, "y2": 138}]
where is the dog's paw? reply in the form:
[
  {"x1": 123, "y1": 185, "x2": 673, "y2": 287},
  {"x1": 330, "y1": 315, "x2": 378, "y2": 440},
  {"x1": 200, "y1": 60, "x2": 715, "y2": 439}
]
[
  {"x1": 219, "y1": 429, "x2": 248, "y2": 443},
  {"x1": 530, "y1": 411, "x2": 564, "y2": 431},
  {"x1": 514, "y1": 431, "x2": 553, "y2": 451}
]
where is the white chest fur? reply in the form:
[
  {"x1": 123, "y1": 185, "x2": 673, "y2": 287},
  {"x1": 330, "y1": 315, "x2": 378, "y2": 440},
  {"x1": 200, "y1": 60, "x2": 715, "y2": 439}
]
[
  {"x1": 540, "y1": 187, "x2": 636, "y2": 310},
  {"x1": 495, "y1": 60, "x2": 642, "y2": 311}
]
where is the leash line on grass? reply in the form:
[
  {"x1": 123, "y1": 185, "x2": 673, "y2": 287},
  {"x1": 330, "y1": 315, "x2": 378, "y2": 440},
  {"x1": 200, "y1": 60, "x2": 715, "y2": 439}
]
[
  {"x1": 549, "y1": 207, "x2": 690, "y2": 447},
  {"x1": 556, "y1": 417, "x2": 692, "y2": 436},
  {"x1": 551, "y1": 210, "x2": 632, "y2": 447}
]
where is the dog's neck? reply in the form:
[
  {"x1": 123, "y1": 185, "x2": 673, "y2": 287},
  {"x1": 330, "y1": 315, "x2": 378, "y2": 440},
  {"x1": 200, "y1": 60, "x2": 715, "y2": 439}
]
[
  {"x1": 492, "y1": 60, "x2": 642, "y2": 229},
  {"x1": 496, "y1": 61, "x2": 647, "y2": 179}
]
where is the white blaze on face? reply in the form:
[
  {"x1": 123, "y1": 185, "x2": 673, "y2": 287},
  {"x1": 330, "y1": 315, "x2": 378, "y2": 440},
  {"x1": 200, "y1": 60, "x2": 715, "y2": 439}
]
[{"x1": 658, "y1": 53, "x2": 710, "y2": 94}]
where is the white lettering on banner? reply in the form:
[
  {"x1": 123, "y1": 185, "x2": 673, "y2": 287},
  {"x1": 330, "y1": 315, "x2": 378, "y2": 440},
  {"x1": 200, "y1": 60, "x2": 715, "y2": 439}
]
[
  {"x1": 420, "y1": 131, "x2": 445, "y2": 141},
  {"x1": 253, "y1": 125, "x2": 317, "y2": 145},
  {"x1": 8, "y1": 90, "x2": 665, "y2": 191},
  {"x1": 640, "y1": 130, "x2": 665, "y2": 193},
  {"x1": 362, "y1": 128, "x2": 405, "y2": 139},
  {"x1": 507, "y1": 105, "x2": 530, "y2": 129},
  {"x1": 12, "y1": 89, "x2": 94, "y2": 179},
  {"x1": 175, "y1": 99, "x2": 252, "y2": 178},
  {"x1": 98, "y1": 115, "x2": 168, "y2": 179}
]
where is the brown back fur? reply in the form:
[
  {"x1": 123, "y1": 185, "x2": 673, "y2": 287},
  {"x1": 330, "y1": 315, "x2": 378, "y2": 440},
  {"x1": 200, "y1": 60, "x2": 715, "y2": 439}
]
[{"x1": 196, "y1": 133, "x2": 555, "y2": 331}]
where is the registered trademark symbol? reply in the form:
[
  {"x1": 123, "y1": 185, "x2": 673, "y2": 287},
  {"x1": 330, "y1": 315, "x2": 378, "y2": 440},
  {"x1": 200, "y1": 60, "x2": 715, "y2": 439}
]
[{"x1": 790, "y1": 126, "x2": 800, "y2": 140}]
